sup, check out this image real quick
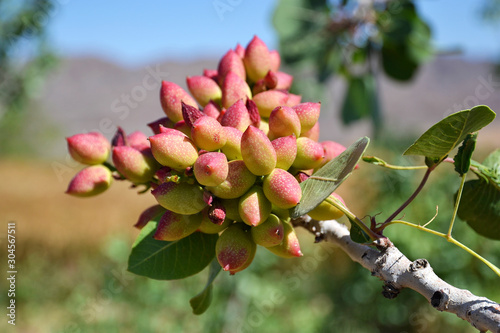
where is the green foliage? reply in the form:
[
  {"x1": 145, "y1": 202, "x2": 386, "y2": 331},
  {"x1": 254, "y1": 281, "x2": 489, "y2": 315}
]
[
  {"x1": 458, "y1": 149, "x2": 500, "y2": 240},
  {"x1": 341, "y1": 75, "x2": 381, "y2": 127},
  {"x1": 290, "y1": 136, "x2": 369, "y2": 218},
  {"x1": 349, "y1": 219, "x2": 371, "y2": 243},
  {"x1": 404, "y1": 105, "x2": 496, "y2": 161},
  {"x1": 128, "y1": 220, "x2": 218, "y2": 280},
  {"x1": 453, "y1": 133, "x2": 477, "y2": 176},
  {"x1": 0, "y1": 0, "x2": 58, "y2": 156},
  {"x1": 273, "y1": 0, "x2": 433, "y2": 131},
  {"x1": 458, "y1": 180, "x2": 500, "y2": 240},
  {"x1": 189, "y1": 259, "x2": 221, "y2": 315}
]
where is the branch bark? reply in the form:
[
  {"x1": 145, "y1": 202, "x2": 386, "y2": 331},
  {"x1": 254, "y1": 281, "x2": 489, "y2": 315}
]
[{"x1": 292, "y1": 216, "x2": 500, "y2": 333}]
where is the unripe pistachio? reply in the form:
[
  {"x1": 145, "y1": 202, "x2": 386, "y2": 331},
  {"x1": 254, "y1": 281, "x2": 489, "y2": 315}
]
[
  {"x1": 203, "y1": 69, "x2": 219, "y2": 81},
  {"x1": 241, "y1": 126, "x2": 277, "y2": 176},
  {"x1": 152, "y1": 181, "x2": 206, "y2": 215},
  {"x1": 173, "y1": 120, "x2": 192, "y2": 137},
  {"x1": 191, "y1": 116, "x2": 227, "y2": 151},
  {"x1": 300, "y1": 121, "x2": 320, "y2": 142},
  {"x1": 246, "y1": 99, "x2": 261, "y2": 128},
  {"x1": 271, "y1": 135, "x2": 297, "y2": 170},
  {"x1": 251, "y1": 214, "x2": 284, "y2": 247},
  {"x1": 153, "y1": 210, "x2": 202, "y2": 241},
  {"x1": 268, "y1": 106, "x2": 301, "y2": 139},
  {"x1": 307, "y1": 192, "x2": 345, "y2": 221},
  {"x1": 206, "y1": 160, "x2": 256, "y2": 199},
  {"x1": 269, "y1": 50, "x2": 281, "y2": 72},
  {"x1": 266, "y1": 220, "x2": 303, "y2": 258},
  {"x1": 160, "y1": 81, "x2": 198, "y2": 123},
  {"x1": 66, "y1": 165, "x2": 112, "y2": 197},
  {"x1": 216, "y1": 224, "x2": 256, "y2": 274},
  {"x1": 206, "y1": 200, "x2": 227, "y2": 225},
  {"x1": 285, "y1": 93, "x2": 302, "y2": 107},
  {"x1": 186, "y1": 75, "x2": 222, "y2": 107},
  {"x1": 111, "y1": 126, "x2": 128, "y2": 147},
  {"x1": 155, "y1": 166, "x2": 173, "y2": 183},
  {"x1": 134, "y1": 205, "x2": 166, "y2": 229},
  {"x1": 243, "y1": 35, "x2": 271, "y2": 82},
  {"x1": 251, "y1": 79, "x2": 268, "y2": 95},
  {"x1": 271, "y1": 204, "x2": 290, "y2": 221},
  {"x1": 158, "y1": 125, "x2": 185, "y2": 135},
  {"x1": 221, "y1": 71, "x2": 252, "y2": 109},
  {"x1": 220, "y1": 126, "x2": 243, "y2": 160},
  {"x1": 193, "y1": 152, "x2": 229, "y2": 186},
  {"x1": 295, "y1": 171, "x2": 310, "y2": 183},
  {"x1": 318, "y1": 141, "x2": 347, "y2": 168},
  {"x1": 292, "y1": 102, "x2": 321, "y2": 133},
  {"x1": 203, "y1": 100, "x2": 221, "y2": 119},
  {"x1": 234, "y1": 43, "x2": 245, "y2": 58},
  {"x1": 220, "y1": 99, "x2": 251, "y2": 132},
  {"x1": 181, "y1": 102, "x2": 204, "y2": 128},
  {"x1": 127, "y1": 131, "x2": 149, "y2": 151},
  {"x1": 252, "y1": 90, "x2": 288, "y2": 117},
  {"x1": 112, "y1": 146, "x2": 159, "y2": 183},
  {"x1": 148, "y1": 117, "x2": 175, "y2": 134},
  {"x1": 220, "y1": 198, "x2": 244, "y2": 222},
  {"x1": 263, "y1": 168, "x2": 302, "y2": 209},
  {"x1": 275, "y1": 72, "x2": 293, "y2": 90},
  {"x1": 263, "y1": 71, "x2": 278, "y2": 90},
  {"x1": 217, "y1": 49, "x2": 246, "y2": 84},
  {"x1": 149, "y1": 131, "x2": 198, "y2": 170},
  {"x1": 199, "y1": 213, "x2": 233, "y2": 234},
  {"x1": 292, "y1": 137, "x2": 325, "y2": 170},
  {"x1": 238, "y1": 185, "x2": 272, "y2": 227},
  {"x1": 67, "y1": 132, "x2": 110, "y2": 165},
  {"x1": 259, "y1": 118, "x2": 269, "y2": 135}
]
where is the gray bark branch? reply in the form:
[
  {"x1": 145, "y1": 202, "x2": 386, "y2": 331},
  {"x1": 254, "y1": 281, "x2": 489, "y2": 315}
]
[{"x1": 292, "y1": 216, "x2": 500, "y2": 333}]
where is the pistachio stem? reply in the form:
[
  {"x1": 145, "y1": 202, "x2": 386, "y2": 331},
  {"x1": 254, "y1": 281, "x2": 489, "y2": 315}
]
[
  {"x1": 387, "y1": 220, "x2": 500, "y2": 277},
  {"x1": 324, "y1": 197, "x2": 380, "y2": 241}
]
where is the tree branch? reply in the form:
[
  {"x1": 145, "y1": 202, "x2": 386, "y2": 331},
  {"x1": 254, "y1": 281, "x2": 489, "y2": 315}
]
[{"x1": 292, "y1": 216, "x2": 500, "y2": 333}]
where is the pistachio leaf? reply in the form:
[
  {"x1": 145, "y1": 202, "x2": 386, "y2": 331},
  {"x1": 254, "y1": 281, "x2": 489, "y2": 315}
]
[
  {"x1": 189, "y1": 259, "x2": 221, "y2": 315},
  {"x1": 404, "y1": 106, "x2": 495, "y2": 161},
  {"x1": 290, "y1": 137, "x2": 369, "y2": 218}
]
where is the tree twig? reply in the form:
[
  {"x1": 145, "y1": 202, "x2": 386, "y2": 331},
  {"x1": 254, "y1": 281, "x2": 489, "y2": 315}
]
[{"x1": 292, "y1": 216, "x2": 500, "y2": 332}]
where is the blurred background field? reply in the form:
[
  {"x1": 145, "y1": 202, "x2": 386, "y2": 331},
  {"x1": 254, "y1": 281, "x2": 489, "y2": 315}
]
[{"x1": 1, "y1": 1, "x2": 500, "y2": 332}]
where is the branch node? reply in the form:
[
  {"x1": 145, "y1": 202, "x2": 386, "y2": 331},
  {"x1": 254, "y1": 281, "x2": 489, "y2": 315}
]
[
  {"x1": 409, "y1": 259, "x2": 429, "y2": 272},
  {"x1": 314, "y1": 233, "x2": 325, "y2": 243},
  {"x1": 373, "y1": 237, "x2": 392, "y2": 251},
  {"x1": 431, "y1": 289, "x2": 450, "y2": 311},
  {"x1": 382, "y1": 282, "x2": 400, "y2": 299}
]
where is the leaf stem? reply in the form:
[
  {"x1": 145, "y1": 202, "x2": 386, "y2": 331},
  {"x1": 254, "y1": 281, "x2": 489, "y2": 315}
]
[
  {"x1": 447, "y1": 174, "x2": 467, "y2": 237},
  {"x1": 383, "y1": 167, "x2": 433, "y2": 225},
  {"x1": 363, "y1": 156, "x2": 428, "y2": 170},
  {"x1": 387, "y1": 220, "x2": 500, "y2": 277},
  {"x1": 325, "y1": 197, "x2": 379, "y2": 241}
]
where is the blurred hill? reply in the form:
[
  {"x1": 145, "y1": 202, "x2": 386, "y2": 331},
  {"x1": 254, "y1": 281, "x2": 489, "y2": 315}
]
[{"x1": 37, "y1": 56, "x2": 500, "y2": 159}]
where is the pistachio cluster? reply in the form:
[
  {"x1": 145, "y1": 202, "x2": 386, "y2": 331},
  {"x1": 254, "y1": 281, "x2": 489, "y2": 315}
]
[{"x1": 65, "y1": 36, "x2": 349, "y2": 274}]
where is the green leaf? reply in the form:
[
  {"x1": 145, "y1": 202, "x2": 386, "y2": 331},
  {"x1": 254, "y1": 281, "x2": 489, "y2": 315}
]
[
  {"x1": 341, "y1": 75, "x2": 380, "y2": 126},
  {"x1": 381, "y1": 43, "x2": 418, "y2": 81},
  {"x1": 349, "y1": 217, "x2": 371, "y2": 243},
  {"x1": 128, "y1": 220, "x2": 218, "y2": 280},
  {"x1": 453, "y1": 133, "x2": 477, "y2": 176},
  {"x1": 404, "y1": 106, "x2": 496, "y2": 161},
  {"x1": 290, "y1": 137, "x2": 369, "y2": 218},
  {"x1": 470, "y1": 149, "x2": 500, "y2": 185},
  {"x1": 483, "y1": 149, "x2": 500, "y2": 177},
  {"x1": 457, "y1": 180, "x2": 500, "y2": 240},
  {"x1": 189, "y1": 259, "x2": 222, "y2": 315}
]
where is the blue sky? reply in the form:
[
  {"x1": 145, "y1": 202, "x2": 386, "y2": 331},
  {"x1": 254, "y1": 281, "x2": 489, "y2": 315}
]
[{"x1": 43, "y1": 0, "x2": 500, "y2": 67}]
